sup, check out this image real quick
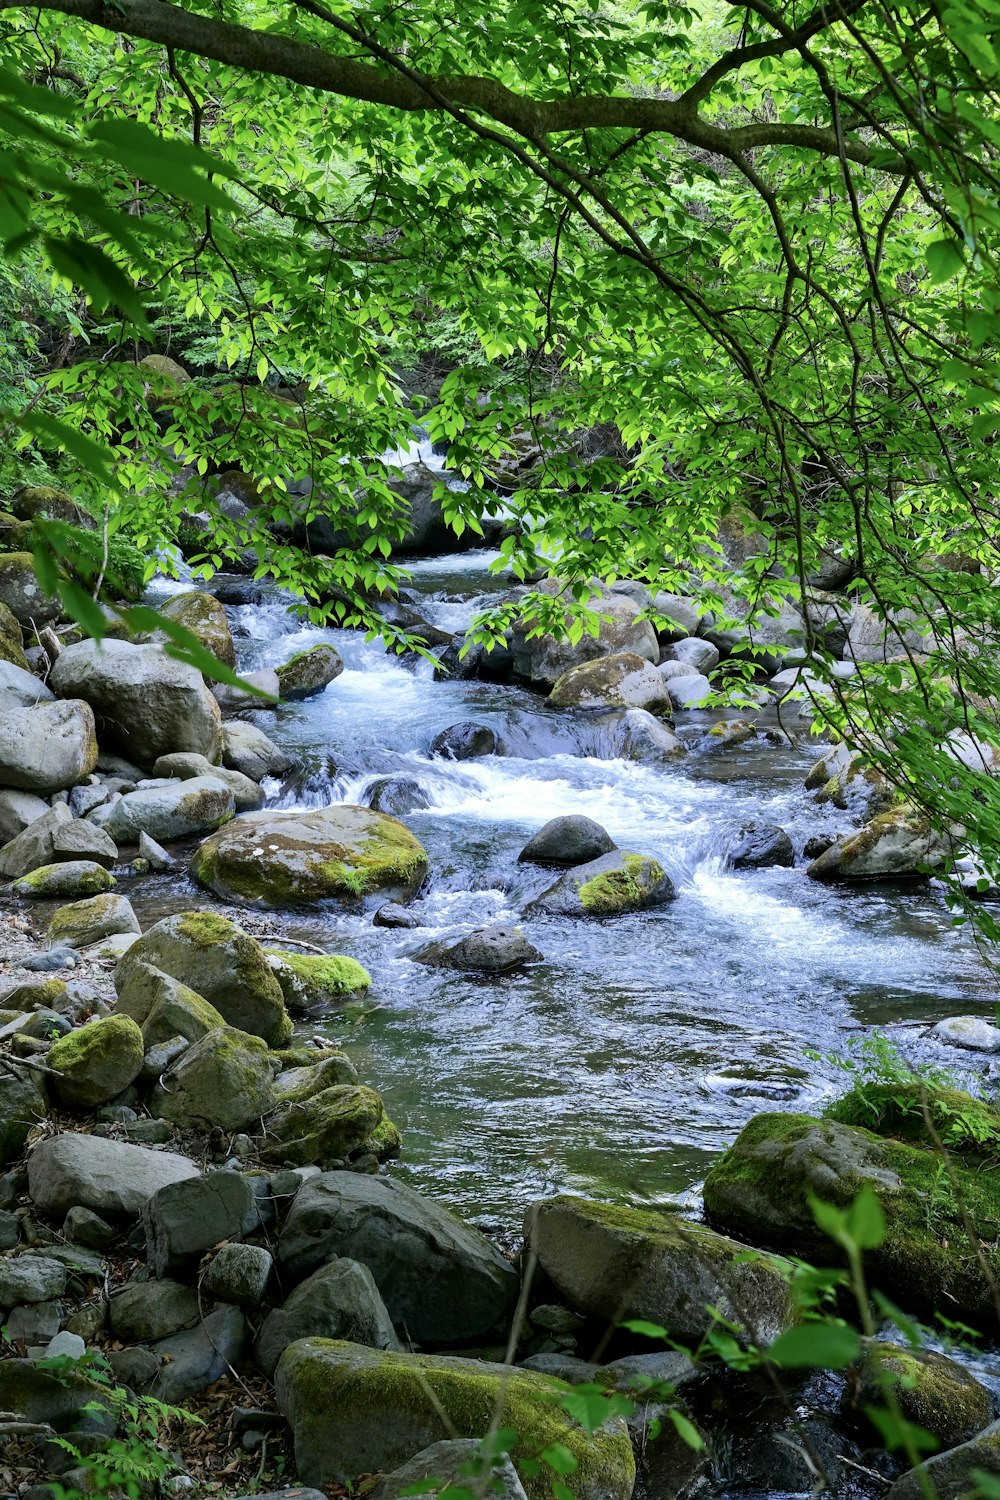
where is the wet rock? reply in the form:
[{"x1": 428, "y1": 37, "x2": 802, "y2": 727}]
[
  {"x1": 142, "y1": 591, "x2": 236, "y2": 672},
  {"x1": 518, "y1": 815, "x2": 616, "y2": 867},
  {"x1": 416, "y1": 925, "x2": 543, "y2": 973},
  {"x1": 887, "y1": 1420, "x2": 1000, "y2": 1500},
  {"x1": 142, "y1": 1170, "x2": 259, "y2": 1277},
  {"x1": 0, "y1": 789, "x2": 49, "y2": 843},
  {"x1": 603, "y1": 707, "x2": 686, "y2": 761},
  {"x1": 149, "y1": 1026, "x2": 276, "y2": 1133},
  {"x1": 525, "y1": 1195, "x2": 794, "y2": 1345},
  {"x1": 265, "y1": 951, "x2": 371, "y2": 1015},
  {"x1": 47, "y1": 893, "x2": 140, "y2": 951},
  {"x1": 276, "y1": 645, "x2": 344, "y2": 700},
  {"x1": 0, "y1": 1072, "x2": 47, "y2": 1166},
  {"x1": 933, "y1": 1016, "x2": 1000, "y2": 1052},
  {"x1": 850, "y1": 1342, "x2": 993, "y2": 1448},
  {"x1": 203, "y1": 1243, "x2": 273, "y2": 1306},
  {"x1": 90, "y1": 774, "x2": 236, "y2": 844},
  {"x1": 807, "y1": 806, "x2": 953, "y2": 883},
  {"x1": 812, "y1": 749, "x2": 895, "y2": 818},
  {"x1": 256, "y1": 1258, "x2": 399, "y2": 1377},
  {"x1": 151, "y1": 752, "x2": 265, "y2": 811},
  {"x1": 430, "y1": 722, "x2": 497, "y2": 759},
  {"x1": 0, "y1": 700, "x2": 98, "y2": 793},
  {"x1": 529, "y1": 849, "x2": 676, "y2": 918},
  {"x1": 729, "y1": 822, "x2": 794, "y2": 870},
  {"x1": 663, "y1": 672, "x2": 712, "y2": 709},
  {"x1": 369, "y1": 1440, "x2": 528, "y2": 1500},
  {"x1": 213, "y1": 668, "x2": 280, "y2": 711},
  {"x1": 549, "y1": 652, "x2": 673, "y2": 714},
  {"x1": 668, "y1": 637, "x2": 720, "y2": 674},
  {"x1": 366, "y1": 775, "x2": 432, "y2": 816},
  {"x1": 191, "y1": 804, "x2": 428, "y2": 905},
  {"x1": 12, "y1": 860, "x2": 115, "y2": 899},
  {"x1": 278, "y1": 1172, "x2": 519, "y2": 1344},
  {"x1": 116, "y1": 963, "x2": 228, "y2": 1047},
  {"x1": 803, "y1": 833, "x2": 836, "y2": 860},
  {"x1": 137, "y1": 830, "x2": 175, "y2": 871},
  {"x1": 27, "y1": 1132, "x2": 199, "y2": 1219},
  {"x1": 47, "y1": 1015, "x2": 144, "y2": 1109},
  {"x1": 222, "y1": 722, "x2": 297, "y2": 781},
  {"x1": 0, "y1": 1253, "x2": 68, "y2": 1305},
  {"x1": 373, "y1": 903, "x2": 422, "y2": 929},
  {"x1": 109, "y1": 1279, "x2": 199, "y2": 1341},
  {"x1": 50, "y1": 639, "x2": 223, "y2": 767},
  {"x1": 149, "y1": 1304, "x2": 247, "y2": 1402},
  {"x1": 261, "y1": 1084, "x2": 384, "y2": 1169}
]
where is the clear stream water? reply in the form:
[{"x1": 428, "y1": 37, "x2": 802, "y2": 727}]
[{"x1": 141, "y1": 550, "x2": 998, "y2": 1235}]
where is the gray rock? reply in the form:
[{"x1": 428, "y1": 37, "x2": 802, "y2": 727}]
[
  {"x1": 520, "y1": 1352, "x2": 598, "y2": 1383},
  {"x1": 62, "y1": 1207, "x2": 115, "y2": 1248},
  {"x1": 887, "y1": 1420, "x2": 1000, "y2": 1500},
  {"x1": 807, "y1": 806, "x2": 953, "y2": 883},
  {"x1": 6, "y1": 1299, "x2": 62, "y2": 1343},
  {"x1": 276, "y1": 645, "x2": 343, "y2": 701},
  {"x1": 370, "y1": 1440, "x2": 528, "y2": 1500},
  {"x1": 149, "y1": 1304, "x2": 247, "y2": 1402},
  {"x1": 142, "y1": 1170, "x2": 259, "y2": 1276},
  {"x1": 366, "y1": 775, "x2": 432, "y2": 817},
  {"x1": 372, "y1": 903, "x2": 422, "y2": 929},
  {"x1": 256, "y1": 1257, "x2": 399, "y2": 1377},
  {"x1": 27, "y1": 1132, "x2": 199, "y2": 1219},
  {"x1": 50, "y1": 820, "x2": 118, "y2": 868},
  {"x1": 729, "y1": 822, "x2": 795, "y2": 870},
  {"x1": 0, "y1": 1207, "x2": 19, "y2": 1250},
  {"x1": 597, "y1": 1349, "x2": 697, "y2": 1392},
  {"x1": 668, "y1": 637, "x2": 719, "y2": 674},
  {"x1": 529, "y1": 849, "x2": 676, "y2": 918},
  {"x1": 203, "y1": 1243, "x2": 273, "y2": 1306},
  {"x1": 221, "y1": 722, "x2": 296, "y2": 781},
  {"x1": 933, "y1": 1016, "x2": 1000, "y2": 1052},
  {"x1": 278, "y1": 1172, "x2": 519, "y2": 1345},
  {"x1": 213, "y1": 668, "x2": 281, "y2": 712},
  {"x1": 149, "y1": 1027, "x2": 276, "y2": 1132},
  {"x1": 0, "y1": 789, "x2": 50, "y2": 844},
  {"x1": 0, "y1": 802, "x2": 73, "y2": 880},
  {"x1": 90, "y1": 775, "x2": 236, "y2": 844},
  {"x1": 416, "y1": 925, "x2": 543, "y2": 973},
  {"x1": 0, "y1": 700, "x2": 98, "y2": 793},
  {"x1": 0, "y1": 1358, "x2": 111, "y2": 1428},
  {"x1": 109, "y1": 1279, "x2": 199, "y2": 1341},
  {"x1": 138, "y1": 831, "x2": 176, "y2": 872},
  {"x1": 549, "y1": 652, "x2": 673, "y2": 714},
  {"x1": 651, "y1": 593, "x2": 711, "y2": 639},
  {"x1": 430, "y1": 722, "x2": 497, "y2": 759},
  {"x1": 0, "y1": 660, "x2": 54, "y2": 708},
  {"x1": 151, "y1": 753, "x2": 265, "y2": 812},
  {"x1": 46, "y1": 894, "x2": 140, "y2": 951},
  {"x1": 13, "y1": 946, "x2": 77, "y2": 971},
  {"x1": 11, "y1": 861, "x2": 115, "y2": 899},
  {"x1": 512, "y1": 585, "x2": 658, "y2": 688},
  {"x1": 107, "y1": 1346, "x2": 161, "y2": 1388},
  {"x1": 0, "y1": 1254, "x2": 68, "y2": 1305},
  {"x1": 68, "y1": 782, "x2": 112, "y2": 820},
  {"x1": 0, "y1": 1071, "x2": 46, "y2": 1167},
  {"x1": 518, "y1": 815, "x2": 616, "y2": 867},
  {"x1": 42, "y1": 1330, "x2": 86, "y2": 1361},
  {"x1": 116, "y1": 962, "x2": 227, "y2": 1047},
  {"x1": 602, "y1": 707, "x2": 686, "y2": 761},
  {"x1": 663, "y1": 672, "x2": 712, "y2": 709}
]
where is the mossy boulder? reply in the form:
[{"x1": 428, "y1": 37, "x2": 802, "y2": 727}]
[
  {"x1": 368, "y1": 1114, "x2": 402, "y2": 1162},
  {"x1": 529, "y1": 849, "x2": 676, "y2": 918},
  {"x1": 115, "y1": 962, "x2": 227, "y2": 1047},
  {"x1": 275, "y1": 1340, "x2": 636, "y2": 1500},
  {"x1": 825, "y1": 1078, "x2": 1000, "y2": 1154},
  {"x1": 849, "y1": 1342, "x2": 993, "y2": 1449},
  {"x1": 116, "y1": 911, "x2": 292, "y2": 1046},
  {"x1": 0, "y1": 598, "x2": 27, "y2": 669},
  {"x1": 139, "y1": 353, "x2": 190, "y2": 388},
  {"x1": 511, "y1": 582, "x2": 658, "y2": 688},
  {"x1": 266, "y1": 950, "x2": 371, "y2": 1016},
  {"x1": 549, "y1": 651, "x2": 673, "y2": 715},
  {"x1": 11, "y1": 485, "x2": 95, "y2": 530},
  {"x1": 0, "y1": 1072, "x2": 46, "y2": 1165},
  {"x1": 150, "y1": 1026, "x2": 275, "y2": 1131},
  {"x1": 46, "y1": 894, "x2": 140, "y2": 951},
  {"x1": 12, "y1": 861, "x2": 115, "y2": 899},
  {"x1": 143, "y1": 591, "x2": 236, "y2": 673},
  {"x1": 525, "y1": 1194, "x2": 795, "y2": 1346},
  {"x1": 0, "y1": 700, "x2": 98, "y2": 793},
  {"x1": 276, "y1": 644, "x2": 344, "y2": 701},
  {"x1": 261, "y1": 1084, "x2": 385, "y2": 1167},
  {"x1": 703, "y1": 1111, "x2": 1000, "y2": 1327},
  {"x1": 0, "y1": 552, "x2": 59, "y2": 627},
  {"x1": 807, "y1": 806, "x2": 953, "y2": 883},
  {"x1": 191, "y1": 805, "x2": 428, "y2": 906},
  {"x1": 91, "y1": 774, "x2": 236, "y2": 844},
  {"x1": 887, "y1": 1421, "x2": 1000, "y2": 1500},
  {"x1": 48, "y1": 1015, "x2": 144, "y2": 1109},
  {"x1": 274, "y1": 1056, "x2": 360, "y2": 1099}
]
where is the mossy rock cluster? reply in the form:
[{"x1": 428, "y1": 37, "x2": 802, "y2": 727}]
[{"x1": 825, "y1": 1078, "x2": 1000, "y2": 1155}]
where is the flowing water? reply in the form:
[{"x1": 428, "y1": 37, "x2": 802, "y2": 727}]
[{"x1": 144, "y1": 551, "x2": 998, "y2": 1233}]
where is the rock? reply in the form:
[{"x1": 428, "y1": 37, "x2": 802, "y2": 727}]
[
  {"x1": 549, "y1": 652, "x2": 673, "y2": 714},
  {"x1": 265, "y1": 951, "x2": 371, "y2": 1016},
  {"x1": 888, "y1": 1421, "x2": 1000, "y2": 1500},
  {"x1": 137, "y1": 831, "x2": 175, "y2": 871},
  {"x1": 276, "y1": 645, "x2": 344, "y2": 700},
  {"x1": 47, "y1": 1015, "x2": 144, "y2": 1109},
  {"x1": 116, "y1": 963, "x2": 228, "y2": 1047},
  {"x1": 0, "y1": 1072, "x2": 46, "y2": 1165},
  {"x1": 151, "y1": 752, "x2": 265, "y2": 811},
  {"x1": 525, "y1": 1195, "x2": 794, "y2": 1345},
  {"x1": 668, "y1": 637, "x2": 720, "y2": 674},
  {"x1": 213, "y1": 668, "x2": 280, "y2": 711},
  {"x1": 139, "y1": 352, "x2": 190, "y2": 387},
  {"x1": 933, "y1": 1016, "x2": 1000, "y2": 1052},
  {"x1": 0, "y1": 1253, "x2": 68, "y2": 1305},
  {"x1": 222, "y1": 722, "x2": 296, "y2": 781},
  {"x1": 27, "y1": 1132, "x2": 199, "y2": 1219},
  {"x1": 850, "y1": 1342, "x2": 993, "y2": 1449},
  {"x1": 663, "y1": 672, "x2": 712, "y2": 709},
  {"x1": 7, "y1": 1299, "x2": 62, "y2": 1344},
  {"x1": 518, "y1": 815, "x2": 616, "y2": 867},
  {"x1": 0, "y1": 660, "x2": 54, "y2": 708},
  {"x1": 651, "y1": 593, "x2": 712, "y2": 639},
  {"x1": 62, "y1": 1206, "x2": 115, "y2": 1248},
  {"x1": 813, "y1": 750, "x2": 895, "y2": 819},
  {"x1": 0, "y1": 1358, "x2": 111, "y2": 1430},
  {"x1": 366, "y1": 776, "x2": 432, "y2": 817},
  {"x1": 42, "y1": 1330, "x2": 86, "y2": 1362},
  {"x1": 705, "y1": 595, "x2": 806, "y2": 672},
  {"x1": 11, "y1": 484, "x2": 96, "y2": 528},
  {"x1": 149, "y1": 1304, "x2": 246, "y2": 1402},
  {"x1": 46, "y1": 894, "x2": 140, "y2": 951},
  {"x1": 373, "y1": 902, "x2": 422, "y2": 929},
  {"x1": 0, "y1": 700, "x2": 98, "y2": 792},
  {"x1": 369, "y1": 1440, "x2": 528, "y2": 1500},
  {"x1": 0, "y1": 598, "x2": 28, "y2": 669},
  {"x1": 116, "y1": 912, "x2": 291, "y2": 1046},
  {"x1": 69, "y1": 781, "x2": 112, "y2": 819},
  {"x1": 13, "y1": 946, "x2": 77, "y2": 971},
  {"x1": 702, "y1": 1111, "x2": 1000, "y2": 1326},
  {"x1": 846, "y1": 603, "x2": 930, "y2": 665},
  {"x1": 273, "y1": 1056, "x2": 360, "y2": 1098},
  {"x1": 275, "y1": 1341, "x2": 635, "y2": 1500},
  {"x1": 142, "y1": 1170, "x2": 259, "y2": 1276},
  {"x1": 50, "y1": 639, "x2": 223, "y2": 767},
  {"x1": 529, "y1": 850, "x2": 676, "y2": 918},
  {"x1": 90, "y1": 774, "x2": 236, "y2": 843},
  {"x1": 144, "y1": 591, "x2": 236, "y2": 672},
  {"x1": 728, "y1": 823, "x2": 794, "y2": 870},
  {"x1": 108, "y1": 1279, "x2": 199, "y2": 1341},
  {"x1": 807, "y1": 807, "x2": 953, "y2": 883},
  {"x1": 512, "y1": 585, "x2": 658, "y2": 688},
  {"x1": 261, "y1": 1084, "x2": 384, "y2": 1168},
  {"x1": 12, "y1": 861, "x2": 115, "y2": 899},
  {"x1": 416, "y1": 926, "x2": 543, "y2": 973},
  {"x1": 108, "y1": 1347, "x2": 161, "y2": 1387},
  {"x1": 50, "y1": 819, "x2": 119, "y2": 868},
  {"x1": 278, "y1": 1172, "x2": 519, "y2": 1344},
  {"x1": 149, "y1": 1025, "x2": 275, "y2": 1130},
  {"x1": 430, "y1": 722, "x2": 497, "y2": 759},
  {"x1": 0, "y1": 552, "x2": 59, "y2": 627},
  {"x1": 204, "y1": 1243, "x2": 273, "y2": 1306},
  {"x1": 256, "y1": 1258, "x2": 399, "y2": 1377},
  {"x1": 603, "y1": 707, "x2": 686, "y2": 761},
  {"x1": 192, "y1": 805, "x2": 428, "y2": 905},
  {"x1": 0, "y1": 789, "x2": 49, "y2": 843}
]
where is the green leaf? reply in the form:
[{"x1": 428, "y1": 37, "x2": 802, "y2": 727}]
[
  {"x1": 620, "y1": 1320, "x2": 669, "y2": 1340},
  {"x1": 926, "y1": 238, "x2": 965, "y2": 283},
  {"x1": 765, "y1": 1322, "x2": 861, "y2": 1369},
  {"x1": 846, "y1": 1185, "x2": 887, "y2": 1251},
  {"x1": 668, "y1": 1410, "x2": 705, "y2": 1450}
]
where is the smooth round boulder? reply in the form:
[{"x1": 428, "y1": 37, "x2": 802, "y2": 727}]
[
  {"x1": 145, "y1": 591, "x2": 235, "y2": 671},
  {"x1": 933, "y1": 1016, "x2": 1000, "y2": 1052},
  {"x1": 602, "y1": 707, "x2": 686, "y2": 761},
  {"x1": 0, "y1": 700, "x2": 98, "y2": 793},
  {"x1": 518, "y1": 815, "x2": 616, "y2": 867},
  {"x1": 366, "y1": 775, "x2": 432, "y2": 816},
  {"x1": 222, "y1": 722, "x2": 297, "y2": 781},
  {"x1": 47, "y1": 1015, "x2": 144, "y2": 1109},
  {"x1": 549, "y1": 652, "x2": 673, "y2": 714},
  {"x1": 150, "y1": 753, "x2": 264, "y2": 811},
  {"x1": 276, "y1": 645, "x2": 344, "y2": 700},
  {"x1": 416, "y1": 926, "x2": 543, "y2": 973},
  {"x1": 664, "y1": 672, "x2": 712, "y2": 709},
  {"x1": 669, "y1": 637, "x2": 720, "y2": 674},
  {"x1": 12, "y1": 861, "x2": 115, "y2": 899},
  {"x1": 0, "y1": 660, "x2": 54, "y2": 709},
  {"x1": 529, "y1": 849, "x2": 676, "y2": 917},
  {"x1": 430, "y1": 723, "x2": 496, "y2": 760},
  {"x1": 191, "y1": 805, "x2": 428, "y2": 905},
  {"x1": 90, "y1": 775, "x2": 236, "y2": 843},
  {"x1": 729, "y1": 822, "x2": 795, "y2": 870}
]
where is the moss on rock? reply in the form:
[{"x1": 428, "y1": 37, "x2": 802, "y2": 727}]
[
  {"x1": 851, "y1": 1342, "x2": 993, "y2": 1448},
  {"x1": 12, "y1": 861, "x2": 115, "y2": 900},
  {"x1": 266, "y1": 950, "x2": 371, "y2": 1015},
  {"x1": 276, "y1": 645, "x2": 344, "y2": 701},
  {"x1": 261, "y1": 1084, "x2": 384, "y2": 1167},
  {"x1": 531, "y1": 849, "x2": 676, "y2": 918},
  {"x1": 825, "y1": 1079, "x2": 1000, "y2": 1155},
  {"x1": 150, "y1": 1025, "x2": 275, "y2": 1131},
  {"x1": 48, "y1": 1015, "x2": 144, "y2": 1110},
  {"x1": 47, "y1": 894, "x2": 140, "y2": 951}
]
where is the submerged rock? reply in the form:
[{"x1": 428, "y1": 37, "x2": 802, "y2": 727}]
[
  {"x1": 529, "y1": 849, "x2": 676, "y2": 918},
  {"x1": 430, "y1": 722, "x2": 497, "y2": 759},
  {"x1": 416, "y1": 925, "x2": 543, "y2": 973},
  {"x1": 728, "y1": 822, "x2": 794, "y2": 870},
  {"x1": 518, "y1": 814, "x2": 616, "y2": 867}
]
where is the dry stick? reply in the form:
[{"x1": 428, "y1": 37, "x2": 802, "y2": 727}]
[{"x1": 251, "y1": 934, "x2": 328, "y2": 955}]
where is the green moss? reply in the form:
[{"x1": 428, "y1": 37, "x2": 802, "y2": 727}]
[
  {"x1": 368, "y1": 1114, "x2": 402, "y2": 1160},
  {"x1": 578, "y1": 854, "x2": 663, "y2": 914},
  {"x1": 266, "y1": 950, "x2": 371, "y2": 1006},
  {"x1": 13, "y1": 863, "x2": 115, "y2": 898},
  {"x1": 826, "y1": 1080, "x2": 1000, "y2": 1155},
  {"x1": 48, "y1": 1014, "x2": 144, "y2": 1109},
  {"x1": 855, "y1": 1343, "x2": 993, "y2": 1446},
  {"x1": 261, "y1": 1083, "x2": 384, "y2": 1165},
  {"x1": 175, "y1": 911, "x2": 239, "y2": 947}
]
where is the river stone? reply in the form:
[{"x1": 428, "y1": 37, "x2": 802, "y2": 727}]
[
  {"x1": 62, "y1": 1205, "x2": 115, "y2": 1248},
  {"x1": 261, "y1": 1084, "x2": 384, "y2": 1168},
  {"x1": 278, "y1": 1172, "x2": 519, "y2": 1344},
  {"x1": 705, "y1": 595, "x2": 806, "y2": 672},
  {"x1": 203, "y1": 1242, "x2": 273, "y2": 1306},
  {"x1": 0, "y1": 1357, "x2": 111, "y2": 1429},
  {"x1": 529, "y1": 849, "x2": 676, "y2": 918},
  {"x1": 511, "y1": 584, "x2": 658, "y2": 688},
  {"x1": 90, "y1": 774, "x2": 236, "y2": 843},
  {"x1": 603, "y1": 707, "x2": 687, "y2": 761},
  {"x1": 256, "y1": 1257, "x2": 400, "y2": 1377},
  {"x1": 50, "y1": 819, "x2": 119, "y2": 869},
  {"x1": 46, "y1": 894, "x2": 140, "y2": 950},
  {"x1": 933, "y1": 1016, "x2": 1000, "y2": 1052},
  {"x1": 137, "y1": 831, "x2": 175, "y2": 872},
  {"x1": 366, "y1": 775, "x2": 432, "y2": 816},
  {"x1": 845, "y1": 603, "x2": 931, "y2": 665},
  {"x1": 143, "y1": 590, "x2": 236, "y2": 672},
  {"x1": 0, "y1": 788, "x2": 49, "y2": 843},
  {"x1": 12, "y1": 860, "x2": 115, "y2": 899},
  {"x1": 370, "y1": 1441, "x2": 528, "y2": 1500},
  {"x1": 702, "y1": 1111, "x2": 1000, "y2": 1326},
  {"x1": 807, "y1": 806, "x2": 953, "y2": 883},
  {"x1": 213, "y1": 668, "x2": 281, "y2": 711},
  {"x1": 430, "y1": 722, "x2": 497, "y2": 759},
  {"x1": 149, "y1": 1304, "x2": 247, "y2": 1402},
  {"x1": 0, "y1": 660, "x2": 54, "y2": 708},
  {"x1": 549, "y1": 652, "x2": 673, "y2": 714},
  {"x1": 276, "y1": 645, "x2": 344, "y2": 700},
  {"x1": 191, "y1": 804, "x2": 429, "y2": 905},
  {"x1": 668, "y1": 637, "x2": 720, "y2": 674},
  {"x1": 518, "y1": 815, "x2": 616, "y2": 867},
  {"x1": 274, "y1": 1056, "x2": 360, "y2": 1100},
  {"x1": 0, "y1": 1072, "x2": 46, "y2": 1165},
  {"x1": 416, "y1": 926, "x2": 543, "y2": 973},
  {"x1": 47, "y1": 1015, "x2": 144, "y2": 1109},
  {"x1": 222, "y1": 722, "x2": 296, "y2": 781},
  {"x1": 664, "y1": 672, "x2": 712, "y2": 709},
  {"x1": 142, "y1": 1169, "x2": 259, "y2": 1276},
  {"x1": 49, "y1": 638, "x2": 223, "y2": 767},
  {"x1": 0, "y1": 1253, "x2": 68, "y2": 1305},
  {"x1": 0, "y1": 699, "x2": 98, "y2": 793},
  {"x1": 265, "y1": 951, "x2": 371, "y2": 1015},
  {"x1": 150, "y1": 1026, "x2": 276, "y2": 1132},
  {"x1": 0, "y1": 598, "x2": 27, "y2": 669},
  {"x1": 888, "y1": 1421, "x2": 1000, "y2": 1500},
  {"x1": 116, "y1": 962, "x2": 228, "y2": 1046},
  {"x1": 151, "y1": 752, "x2": 264, "y2": 811},
  {"x1": 115, "y1": 911, "x2": 291, "y2": 1046},
  {"x1": 525, "y1": 1195, "x2": 794, "y2": 1346},
  {"x1": 275, "y1": 1341, "x2": 635, "y2": 1500},
  {"x1": 729, "y1": 822, "x2": 795, "y2": 870},
  {"x1": 108, "y1": 1279, "x2": 199, "y2": 1341},
  {"x1": 850, "y1": 1342, "x2": 993, "y2": 1449},
  {"x1": 27, "y1": 1132, "x2": 200, "y2": 1219},
  {"x1": 0, "y1": 552, "x2": 59, "y2": 627},
  {"x1": 651, "y1": 593, "x2": 712, "y2": 639}
]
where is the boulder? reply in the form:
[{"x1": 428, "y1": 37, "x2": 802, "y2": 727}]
[
  {"x1": 0, "y1": 660, "x2": 54, "y2": 708},
  {"x1": 47, "y1": 1015, "x2": 144, "y2": 1109},
  {"x1": 668, "y1": 637, "x2": 720, "y2": 674},
  {"x1": 150, "y1": 1026, "x2": 276, "y2": 1132},
  {"x1": 0, "y1": 788, "x2": 49, "y2": 844},
  {"x1": 807, "y1": 807, "x2": 953, "y2": 883},
  {"x1": 0, "y1": 598, "x2": 27, "y2": 669},
  {"x1": 0, "y1": 1357, "x2": 111, "y2": 1429},
  {"x1": 142, "y1": 1169, "x2": 259, "y2": 1276},
  {"x1": 850, "y1": 1342, "x2": 993, "y2": 1449},
  {"x1": 256, "y1": 1257, "x2": 400, "y2": 1377},
  {"x1": 49, "y1": 639, "x2": 223, "y2": 767},
  {"x1": 416, "y1": 926, "x2": 543, "y2": 973},
  {"x1": 529, "y1": 850, "x2": 676, "y2": 918},
  {"x1": 846, "y1": 603, "x2": 930, "y2": 665},
  {"x1": 261, "y1": 1084, "x2": 384, "y2": 1167},
  {"x1": 602, "y1": 707, "x2": 686, "y2": 761},
  {"x1": 705, "y1": 595, "x2": 806, "y2": 672},
  {"x1": 0, "y1": 1072, "x2": 46, "y2": 1165},
  {"x1": 138, "y1": 831, "x2": 175, "y2": 872},
  {"x1": 11, "y1": 484, "x2": 95, "y2": 528},
  {"x1": 518, "y1": 815, "x2": 616, "y2": 867},
  {"x1": 651, "y1": 593, "x2": 713, "y2": 639},
  {"x1": 511, "y1": 585, "x2": 658, "y2": 688},
  {"x1": 370, "y1": 1441, "x2": 528, "y2": 1500},
  {"x1": 46, "y1": 894, "x2": 140, "y2": 950},
  {"x1": 213, "y1": 668, "x2": 280, "y2": 711},
  {"x1": 191, "y1": 805, "x2": 428, "y2": 905},
  {"x1": 276, "y1": 645, "x2": 344, "y2": 700},
  {"x1": 11, "y1": 860, "x2": 115, "y2": 899},
  {"x1": 0, "y1": 552, "x2": 59, "y2": 627},
  {"x1": 367, "y1": 775, "x2": 432, "y2": 816},
  {"x1": 811, "y1": 750, "x2": 895, "y2": 819},
  {"x1": 108, "y1": 1279, "x2": 199, "y2": 1342},
  {"x1": 90, "y1": 774, "x2": 236, "y2": 843},
  {"x1": 149, "y1": 1304, "x2": 246, "y2": 1402},
  {"x1": 27, "y1": 1133, "x2": 199, "y2": 1219},
  {"x1": 151, "y1": 752, "x2": 265, "y2": 811},
  {"x1": 0, "y1": 700, "x2": 98, "y2": 792},
  {"x1": 265, "y1": 951, "x2": 371, "y2": 1016},
  {"x1": 430, "y1": 722, "x2": 497, "y2": 759},
  {"x1": 729, "y1": 823, "x2": 795, "y2": 870},
  {"x1": 887, "y1": 1422, "x2": 1000, "y2": 1500},
  {"x1": 549, "y1": 652, "x2": 672, "y2": 714},
  {"x1": 278, "y1": 1172, "x2": 519, "y2": 1344},
  {"x1": 115, "y1": 912, "x2": 291, "y2": 1046},
  {"x1": 275, "y1": 1341, "x2": 635, "y2": 1500},
  {"x1": 273, "y1": 1056, "x2": 360, "y2": 1097},
  {"x1": 222, "y1": 721, "x2": 296, "y2": 781},
  {"x1": 663, "y1": 672, "x2": 712, "y2": 709},
  {"x1": 933, "y1": 1016, "x2": 1000, "y2": 1052},
  {"x1": 203, "y1": 1243, "x2": 273, "y2": 1306},
  {"x1": 144, "y1": 590, "x2": 236, "y2": 671},
  {"x1": 116, "y1": 962, "x2": 228, "y2": 1046},
  {"x1": 0, "y1": 1254, "x2": 68, "y2": 1305},
  {"x1": 50, "y1": 818, "x2": 119, "y2": 867},
  {"x1": 525, "y1": 1195, "x2": 794, "y2": 1346}
]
